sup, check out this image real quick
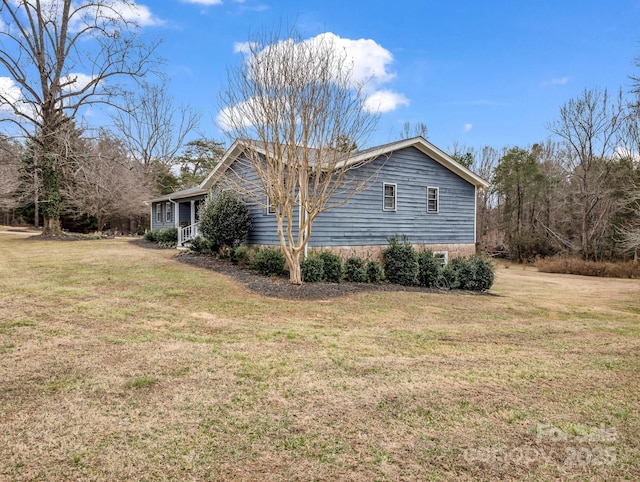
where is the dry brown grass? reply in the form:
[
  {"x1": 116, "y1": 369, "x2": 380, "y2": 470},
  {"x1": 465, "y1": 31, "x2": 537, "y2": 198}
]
[
  {"x1": 1, "y1": 230, "x2": 639, "y2": 481},
  {"x1": 537, "y1": 257, "x2": 640, "y2": 279}
]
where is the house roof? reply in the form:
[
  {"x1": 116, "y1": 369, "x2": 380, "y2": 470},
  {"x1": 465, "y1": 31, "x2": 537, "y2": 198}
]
[
  {"x1": 345, "y1": 136, "x2": 490, "y2": 188},
  {"x1": 202, "y1": 136, "x2": 489, "y2": 189},
  {"x1": 149, "y1": 186, "x2": 208, "y2": 203},
  {"x1": 154, "y1": 136, "x2": 489, "y2": 202}
]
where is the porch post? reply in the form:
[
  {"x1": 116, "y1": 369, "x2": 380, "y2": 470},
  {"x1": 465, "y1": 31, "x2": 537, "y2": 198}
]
[
  {"x1": 172, "y1": 201, "x2": 179, "y2": 229},
  {"x1": 190, "y1": 200, "x2": 196, "y2": 226}
]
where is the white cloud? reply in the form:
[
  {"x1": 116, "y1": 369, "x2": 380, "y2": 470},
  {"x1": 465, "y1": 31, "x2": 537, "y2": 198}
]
[
  {"x1": 247, "y1": 32, "x2": 406, "y2": 107},
  {"x1": 183, "y1": 0, "x2": 223, "y2": 5},
  {"x1": 51, "y1": 1, "x2": 164, "y2": 30},
  {"x1": 0, "y1": 76, "x2": 35, "y2": 118},
  {"x1": 0, "y1": 77, "x2": 23, "y2": 112},
  {"x1": 363, "y1": 90, "x2": 409, "y2": 113},
  {"x1": 101, "y1": 1, "x2": 163, "y2": 27},
  {"x1": 220, "y1": 32, "x2": 408, "y2": 129},
  {"x1": 61, "y1": 73, "x2": 98, "y2": 92},
  {"x1": 217, "y1": 98, "x2": 264, "y2": 131},
  {"x1": 614, "y1": 146, "x2": 640, "y2": 161},
  {"x1": 543, "y1": 77, "x2": 569, "y2": 86},
  {"x1": 463, "y1": 123, "x2": 473, "y2": 132},
  {"x1": 233, "y1": 41, "x2": 257, "y2": 54},
  {"x1": 301, "y1": 33, "x2": 396, "y2": 90}
]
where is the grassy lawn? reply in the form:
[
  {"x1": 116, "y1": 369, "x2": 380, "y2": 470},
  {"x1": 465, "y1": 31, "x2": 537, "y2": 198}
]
[{"x1": 1, "y1": 230, "x2": 638, "y2": 481}]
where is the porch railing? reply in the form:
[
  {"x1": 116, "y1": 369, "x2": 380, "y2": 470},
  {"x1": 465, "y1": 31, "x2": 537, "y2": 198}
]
[{"x1": 178, "y1": 222, "x2": 199, "y2": 247}]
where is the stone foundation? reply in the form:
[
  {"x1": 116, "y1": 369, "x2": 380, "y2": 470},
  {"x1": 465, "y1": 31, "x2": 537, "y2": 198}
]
[{"x1": 309, "y1": 243, "x2": 477, "y2": 262}]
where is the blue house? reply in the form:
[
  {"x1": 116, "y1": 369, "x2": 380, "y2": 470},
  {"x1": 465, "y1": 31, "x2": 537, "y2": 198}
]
[{"x1": 149, "y1": 137, "x2": 489, "y2": 260}]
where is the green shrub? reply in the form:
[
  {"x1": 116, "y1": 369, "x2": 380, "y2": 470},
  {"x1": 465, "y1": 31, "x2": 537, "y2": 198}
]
[
  {"x1": 251, "y1": 247, "x2": 286, "y2": 277},
  {"x1": 469, "y1": 256, "x2": 495, "y2": 291},
  {"x1": 344, "y1": 256, "x2": 368, "y2": 283},
  {"x1": 383, "y1": 235, "x2": 418, "y2": 286},
  {"x1": 199, "y1": 190, "x2": 252, "y2": 249},
  {"x1": 318, "y1": 251, "x2": 344, "y2": 283},
  {"x1": 417, "y1": 250, "x2": 442, "y2": 288},
  {"x1": 366, "y1": 260, "x2": 385, "y2": 283},
  {"x1": 156, "y1": 226, "x2": 178, "y2": 244},
  {"x1": 442, "y1": 257, "x2": 466, "y2": 289},
  {"x1": 457, "y1": 258, "x2": 479, "y2": 290},
  {"x1": 143, "y1": 230, "x2": 156, "y2": 242},
  {"x1": 229, "y1": 245, "x2": 251, "y2": 266},
  {"x1": 187, "y1": 236, "x2": 214, "y2": 254},
  {"x1": 145, "y1": 226, "x2": 178, "y2": 247},
  {"x1": 301, "y1": 256, "x2": 324, "y2": 282},
  {"x1": 442, "y1": 256, "x2": 495, "y2": 291}
]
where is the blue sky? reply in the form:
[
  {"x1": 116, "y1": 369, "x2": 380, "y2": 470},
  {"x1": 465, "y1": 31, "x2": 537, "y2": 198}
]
[{"x1": 4, "y1": 0, "x2": 640, "y2": 154}]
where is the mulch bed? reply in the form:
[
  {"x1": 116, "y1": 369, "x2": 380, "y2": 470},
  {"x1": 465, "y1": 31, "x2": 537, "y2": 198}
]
[
  {"x1": 174, "y1": 249, "x2": 468, "y2": 300},
  {"x1": 24, "y1": 236, "x2": 483, "y2": 300}
]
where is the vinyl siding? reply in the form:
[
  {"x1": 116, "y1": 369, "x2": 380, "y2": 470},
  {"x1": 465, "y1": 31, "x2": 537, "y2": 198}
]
[
  {"x1": 223, "y1": 156, "x2": 300, "y2": 245},
  {"x1": 308, "y1": 146, "x2": 476, "y2": 246},
  {"x1": 222, "y1": 146, "x2": 476, "y2": 247},
  {"x1": 150, "y1": 195, "x2": 206, "y2": 230}
]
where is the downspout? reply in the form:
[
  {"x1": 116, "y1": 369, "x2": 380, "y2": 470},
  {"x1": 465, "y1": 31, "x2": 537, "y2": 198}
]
[
  {"x1": 473, "y1": 185, "x2": 478, "y2": 249},
  {"x1": 170, "y1": 199, "x2": 178, "y2": 229},
  {"x1": 169, "y1": 199, "x2": 179, "y2": 246}
]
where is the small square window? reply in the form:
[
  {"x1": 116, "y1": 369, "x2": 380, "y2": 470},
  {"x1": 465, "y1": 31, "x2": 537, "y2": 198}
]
[
  {"x1": 165, "y1": 202, "x2": 172, "y2": 222},
  {"x1": 427, "y1": 187, "x2": 439, "y2": 213},
  {"x1": 434, "y1": 251, "x2": 448, "y2": 266},
  {"x1": 383, "y1": 183, "x2": 396, "y2": 211}
]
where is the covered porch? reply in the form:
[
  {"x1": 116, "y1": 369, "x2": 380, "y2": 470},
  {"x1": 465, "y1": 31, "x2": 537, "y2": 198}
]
[{"x1": 149, "y1": 187, "x2": 208, "y2": 247}]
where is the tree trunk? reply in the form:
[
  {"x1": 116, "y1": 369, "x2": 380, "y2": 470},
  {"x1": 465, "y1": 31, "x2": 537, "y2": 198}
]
[
  {"x1": 287, "y1": 249, "x2": 303, "y2": 285},
  {"x1": 41, "y1": 154, "x2": 62, "y2": 236},
  {"x1": 33, "y1": 169, "x2": 40, "y2": 228}
]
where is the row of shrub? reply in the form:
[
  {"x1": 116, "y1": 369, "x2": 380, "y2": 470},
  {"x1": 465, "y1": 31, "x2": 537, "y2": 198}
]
[
  {"x1": 144, "y1": 226, "x2": 178, "y2": 248},
  {"x1": 301, "y1": 252, "x2": 385, "y2": 284},
  {"x1": 382, "y1": 235, "x2": 494, "y2": 291},
  {"x1": 190, "y1": 235, "x2": 494, "y2": 290}
]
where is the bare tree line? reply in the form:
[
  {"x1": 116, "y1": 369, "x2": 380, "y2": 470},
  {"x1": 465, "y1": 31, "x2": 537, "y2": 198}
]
[
  {"x1": 461, "y1": 87, "x2": 640, "y2": 262},
  {"x1": 0, "y1": 5, "x2": 637, "y2": 262}
]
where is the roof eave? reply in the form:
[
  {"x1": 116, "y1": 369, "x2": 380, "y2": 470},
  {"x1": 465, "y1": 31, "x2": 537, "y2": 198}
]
[{"x1": 345, "y1": 136, "x2": 490, "y2": 188}]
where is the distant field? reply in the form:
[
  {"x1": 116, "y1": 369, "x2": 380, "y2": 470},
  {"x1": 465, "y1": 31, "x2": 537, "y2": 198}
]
[{"x1": 1, "y1": 230, "x2": 638, "y2": 481}]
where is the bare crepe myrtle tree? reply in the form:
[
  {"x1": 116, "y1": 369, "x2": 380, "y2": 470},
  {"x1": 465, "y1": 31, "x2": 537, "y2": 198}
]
[
  {"x1": 218, "y1": 29, "x2": 380, "y2": 284},
  {"x1": 0, "y1": 0, "x2": 160, "y2": 234}
]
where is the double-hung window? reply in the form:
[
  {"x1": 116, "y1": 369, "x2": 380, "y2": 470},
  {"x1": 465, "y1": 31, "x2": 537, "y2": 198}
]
[
  {"x1": 156, "y1": 204, "x2": 162, "y2": 223},
  {"x1": 165, "y1": 202, "x2": 172, "y2": 222},
  {"x1": 266, "y1": 196, "x2": 276, "y2": 215},
  {"x1": 427, "y1": 187, "x2": 439, "y2": 213},
  {"x1": 383, "y1": 183, "x2": 396, "y2": 211}
]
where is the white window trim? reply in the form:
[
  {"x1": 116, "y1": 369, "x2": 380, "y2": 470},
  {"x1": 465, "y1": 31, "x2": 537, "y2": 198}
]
[
  {"x1": 427, "y1": 186, "x2": 439, "y2": 213},
  {"x1": 383, "y1": 182, "x2": 397, "y2": 212},
  {"x1": 267, "y1": 196, "x2": 276, "y2": 215},
  {"x1": 165, "y1": 202, "x2": 172, "y2": 223},
  {"x1": 156, "y1": 204, "x2": 162, "y2": 223}
]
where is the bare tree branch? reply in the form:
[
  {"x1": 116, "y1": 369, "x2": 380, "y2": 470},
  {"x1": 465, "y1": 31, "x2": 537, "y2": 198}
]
[
  {"x1": 109, "y1": 82, "x2": 201, "y2": 174},
  {"x1": 219, "y1": 28, "x2": 380, "y2": 284},
  {"x1": 0, "y1": 0, "x2": 160, "y2": 234}
]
